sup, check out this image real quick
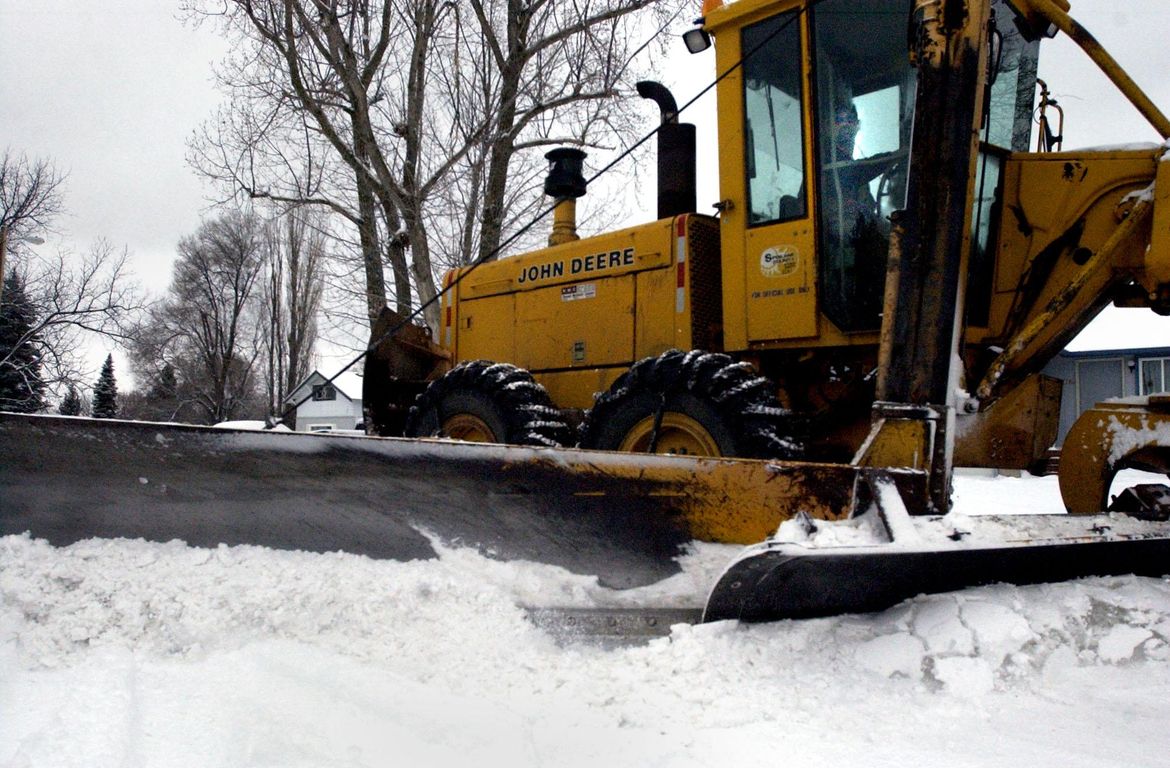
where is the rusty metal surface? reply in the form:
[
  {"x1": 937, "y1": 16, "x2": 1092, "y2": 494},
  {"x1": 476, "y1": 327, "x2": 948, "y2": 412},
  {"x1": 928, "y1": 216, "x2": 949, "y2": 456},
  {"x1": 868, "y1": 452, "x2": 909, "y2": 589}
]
[
  {"x1": 1059, "y1": 399, "x2": 1170, "y2": 514},
  {"x1": 525, "y1": 607, "x2": 704, "y2": 646},
  {"x1": 953, "y1": 373, "x2": 1062, "y2": 469}
]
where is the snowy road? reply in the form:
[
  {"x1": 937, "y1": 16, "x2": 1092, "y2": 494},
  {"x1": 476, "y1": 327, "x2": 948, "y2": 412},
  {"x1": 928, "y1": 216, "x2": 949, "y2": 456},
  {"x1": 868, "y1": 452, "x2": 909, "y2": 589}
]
[{"x1": 2, "y1": 472, "x2": 1169, "y2": 767}]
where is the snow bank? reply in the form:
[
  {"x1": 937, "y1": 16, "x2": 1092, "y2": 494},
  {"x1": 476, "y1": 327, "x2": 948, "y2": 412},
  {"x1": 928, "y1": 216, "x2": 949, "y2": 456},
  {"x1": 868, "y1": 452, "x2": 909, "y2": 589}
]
[
  {"x1": 3, "y1": 525, "x2": 1170, "y2": 767},
  {"x1": 3, "y1": 472, "x2": 1170, "y2": 766}
]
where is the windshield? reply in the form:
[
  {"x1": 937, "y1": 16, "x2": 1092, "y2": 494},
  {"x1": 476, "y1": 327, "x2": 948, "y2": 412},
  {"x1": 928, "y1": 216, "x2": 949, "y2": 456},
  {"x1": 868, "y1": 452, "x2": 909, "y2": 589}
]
[
  {"x1": 986, "y1": 0, "x2": 1041, "y2": 150},
  {"x1": 813, "y1": 0, "x2": 917, "y2": 333}
]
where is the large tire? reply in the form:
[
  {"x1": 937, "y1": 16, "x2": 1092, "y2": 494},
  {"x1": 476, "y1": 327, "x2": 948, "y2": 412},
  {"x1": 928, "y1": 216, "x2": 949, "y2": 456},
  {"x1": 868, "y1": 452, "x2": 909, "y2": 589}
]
[
  {"x1": 579, "y1": 350, "x2": 802, "y2": 460},
  {"x1": 404, "y1": 360, "x2": 572, "y2": 448}
]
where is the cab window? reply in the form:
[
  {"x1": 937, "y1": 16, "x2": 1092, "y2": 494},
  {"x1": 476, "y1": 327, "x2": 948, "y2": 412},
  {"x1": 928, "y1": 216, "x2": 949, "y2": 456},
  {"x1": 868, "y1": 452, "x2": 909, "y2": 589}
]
[
  {"x1": 742, "y1": 11, "x2": 806, "y2": 226},
  {"x1": 985, "y1": 0, "x2": 1041, "y2": 151},
  {"x1": 813, "y1": 0, "x2": 917, "y2": 332}
]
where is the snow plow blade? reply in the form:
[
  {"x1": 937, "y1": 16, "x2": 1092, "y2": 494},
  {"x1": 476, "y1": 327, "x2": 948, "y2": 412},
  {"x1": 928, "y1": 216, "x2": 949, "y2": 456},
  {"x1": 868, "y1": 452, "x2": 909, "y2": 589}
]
[
  {"x1": 704, "y1": 512, "x2": 1170, "y2": 623},
  {"x1": 0, "y1": 413, "x2": 877, "y2": 589}
]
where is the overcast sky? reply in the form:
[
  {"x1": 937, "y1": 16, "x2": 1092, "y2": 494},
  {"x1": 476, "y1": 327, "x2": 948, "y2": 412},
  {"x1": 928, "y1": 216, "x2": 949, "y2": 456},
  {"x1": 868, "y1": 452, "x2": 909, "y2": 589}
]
[{"x1": 1, "y1": 0, "x2": 1167, "y2": 375}]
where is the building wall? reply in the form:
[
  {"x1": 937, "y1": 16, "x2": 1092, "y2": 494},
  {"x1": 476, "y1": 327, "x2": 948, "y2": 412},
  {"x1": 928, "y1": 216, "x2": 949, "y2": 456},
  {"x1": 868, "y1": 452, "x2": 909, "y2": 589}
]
[
  {"x1": 1043, "y1": 347, "x2": 1170, "y2": 445},
  {"x1": 287, "y1": 376, "x2": 364, "y2": 432},
  {"x1": 293, "y1": 401, "x2": 363, "y2": 433}
]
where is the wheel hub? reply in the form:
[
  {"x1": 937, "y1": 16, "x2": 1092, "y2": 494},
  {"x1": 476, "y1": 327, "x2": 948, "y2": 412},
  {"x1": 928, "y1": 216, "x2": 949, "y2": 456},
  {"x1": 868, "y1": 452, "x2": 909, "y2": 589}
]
[
  {"x1": 441, "y1": 413, "x2": 498, "y2": 442},
  {"x1": 618, "y1": 413, "x2": 723, "y2": 456}
]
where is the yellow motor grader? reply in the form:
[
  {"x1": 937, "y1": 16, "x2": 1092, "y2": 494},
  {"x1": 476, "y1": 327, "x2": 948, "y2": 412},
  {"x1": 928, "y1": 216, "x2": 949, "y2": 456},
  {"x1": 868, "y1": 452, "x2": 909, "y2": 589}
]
[
  {"x1": 365, "y1": 0, "x2": 1170, "y2": 523},
  {"x1": 3, "y1": 0, "x2": 1169, "y2": 622}
]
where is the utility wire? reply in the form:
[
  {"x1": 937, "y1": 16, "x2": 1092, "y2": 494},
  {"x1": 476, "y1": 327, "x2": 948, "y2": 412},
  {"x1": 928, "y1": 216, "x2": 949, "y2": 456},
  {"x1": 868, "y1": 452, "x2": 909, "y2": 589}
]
[{"x1": 280, "y1": 6, "x2": 809, "y2": 428}]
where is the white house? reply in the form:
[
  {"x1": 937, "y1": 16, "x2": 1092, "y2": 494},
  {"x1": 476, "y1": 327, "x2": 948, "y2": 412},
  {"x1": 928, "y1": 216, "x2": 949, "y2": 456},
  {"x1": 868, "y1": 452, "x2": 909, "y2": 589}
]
[{"x1": 286, "y1": 370, "x2": 364, "y2": 433}]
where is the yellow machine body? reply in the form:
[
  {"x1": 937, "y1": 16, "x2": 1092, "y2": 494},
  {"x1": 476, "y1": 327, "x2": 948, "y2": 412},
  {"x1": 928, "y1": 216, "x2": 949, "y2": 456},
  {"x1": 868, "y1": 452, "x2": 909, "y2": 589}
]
[
  {"x1": 6, "y1": 0, "x2": 1170, "y2": 627},
  {"x1": 441, "y1": 216, "x2": 722, "y2": 411},
  {"x1": 370, "y1": 0, "x2": 1170, "y2": 516}
]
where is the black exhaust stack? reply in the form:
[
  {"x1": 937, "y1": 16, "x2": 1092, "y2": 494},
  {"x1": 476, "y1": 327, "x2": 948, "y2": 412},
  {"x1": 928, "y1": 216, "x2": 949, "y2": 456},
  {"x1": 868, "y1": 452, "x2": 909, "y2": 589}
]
[{"x1": 636, "y1": 81, "x2": 696, "y2": 219}]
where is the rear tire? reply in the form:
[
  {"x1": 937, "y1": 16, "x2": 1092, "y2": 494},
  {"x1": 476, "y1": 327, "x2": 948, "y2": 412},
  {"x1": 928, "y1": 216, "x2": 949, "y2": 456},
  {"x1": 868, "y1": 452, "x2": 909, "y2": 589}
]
[
  {"x1": 405, "y1": 360, "x2": 572, "y2": 448},
  {"x1": 579, "y1": 350, "x2": 802, "y2": 459}
]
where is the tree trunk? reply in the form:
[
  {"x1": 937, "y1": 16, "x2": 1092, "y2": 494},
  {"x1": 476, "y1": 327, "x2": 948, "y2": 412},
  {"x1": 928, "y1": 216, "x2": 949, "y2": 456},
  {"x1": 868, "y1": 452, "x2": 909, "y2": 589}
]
[
  {"x1": 380, "y1": 199, "x2": 412, "y2": 316},
  {"x1": 477, "y1": 55, "x2": 524, "y2": 263},
  {"x1": 355, "y1": 170, "x2": 387, "y2": 328}
]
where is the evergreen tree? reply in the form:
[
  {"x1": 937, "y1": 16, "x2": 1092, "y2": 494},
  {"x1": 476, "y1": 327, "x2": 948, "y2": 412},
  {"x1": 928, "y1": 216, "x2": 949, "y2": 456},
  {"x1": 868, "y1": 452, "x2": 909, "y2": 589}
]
[
  {"x1": 59, "y1": 385, "x2": 83, "y2": 416},
  {"x1": 148, "y1": 363, "x2": 178, "y2": 401},
  {"x1": 92, "y1": 354, "x2": 118, "y2": 418},
  {"x1": 144, "y1": 363, "x2": 182, "y2": 421},
  {"x1": 0, "y1": 270, "x2": 47, "y2": 412}
]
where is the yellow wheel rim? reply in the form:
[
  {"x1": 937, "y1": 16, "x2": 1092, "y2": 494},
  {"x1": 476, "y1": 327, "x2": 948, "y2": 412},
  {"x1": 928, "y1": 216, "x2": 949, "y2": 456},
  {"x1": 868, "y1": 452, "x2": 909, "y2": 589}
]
[
  {"x1": 441, "y1": 413, "x2": 497, "y2": 442},
  {"x1": 618, "y1": 413, "x2": 722, "y2": 456}
]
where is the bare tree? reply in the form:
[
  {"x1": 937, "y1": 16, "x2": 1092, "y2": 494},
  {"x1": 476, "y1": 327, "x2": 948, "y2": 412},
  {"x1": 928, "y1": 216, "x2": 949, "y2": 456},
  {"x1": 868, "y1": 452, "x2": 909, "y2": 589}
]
[
  {"x1": 460, "y1": 0, "x2": 672, "y2": 265},
  {"x1": 260, "y1": 208, "x2": 324, "y2": 419},
  {"x1": 0, "y1": 149, "x2": 65, "y2": 246},
  {"x1": 0, "y1": 241, "x2": 146, "y2": 408},
  {"x1": 186, "y1": 0, "x2": 425, "y2": 326},
  {"x1": 133, "y1": 212, "x2": 267, "y2": 423},
  {"x1": 186, "y1": 0, "x2": 680, "y2": 335},
  {"x1": 2, "y1": 149, "x2": 146, "y2": 406}
]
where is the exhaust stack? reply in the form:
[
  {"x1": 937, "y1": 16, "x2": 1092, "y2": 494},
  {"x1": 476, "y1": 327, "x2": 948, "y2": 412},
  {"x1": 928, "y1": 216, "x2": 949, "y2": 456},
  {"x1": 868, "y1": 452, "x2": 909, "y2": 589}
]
[
  {"x1": 636, "y1": 81, "x2": 697, "y2": 219},
  {"x1": 544, "y1": 148, "x2": 587, "y2": 246}
]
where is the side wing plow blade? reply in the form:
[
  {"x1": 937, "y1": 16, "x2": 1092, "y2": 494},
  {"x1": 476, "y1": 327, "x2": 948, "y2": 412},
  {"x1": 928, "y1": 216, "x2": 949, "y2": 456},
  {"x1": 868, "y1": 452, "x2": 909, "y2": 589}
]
[{"x1": 703, "y1": 519, "x2": 1170, "y2": 623}]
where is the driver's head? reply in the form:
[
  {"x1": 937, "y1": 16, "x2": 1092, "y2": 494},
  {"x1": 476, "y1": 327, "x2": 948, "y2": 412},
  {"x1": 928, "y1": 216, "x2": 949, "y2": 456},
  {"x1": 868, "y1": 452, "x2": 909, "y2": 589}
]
[{"x1": 833, "y1": 102, "x2": 859, "y2": 160}]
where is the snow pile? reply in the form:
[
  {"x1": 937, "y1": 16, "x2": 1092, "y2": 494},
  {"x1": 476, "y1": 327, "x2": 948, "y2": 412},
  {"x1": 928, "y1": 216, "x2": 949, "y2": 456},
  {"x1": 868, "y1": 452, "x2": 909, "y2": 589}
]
[
  {"x1": 1107, "y1": 412, "x2": 1170, "y2": 464},
  {"x1": 4, "y1": 529, "x2": 1170, "y2": 766},
  {"x1": 3, "y1": 471, "x2": 1170, "y2": 766}
]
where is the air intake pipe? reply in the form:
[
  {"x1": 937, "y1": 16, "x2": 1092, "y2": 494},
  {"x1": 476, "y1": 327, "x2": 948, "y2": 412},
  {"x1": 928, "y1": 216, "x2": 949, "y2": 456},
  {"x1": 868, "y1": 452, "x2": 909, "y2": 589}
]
[
  {"x1": 636, "y1": 81, "x2": 697, "y2": 219},
  {"x1": 544, "y1": 147, "x2": 587, "y2": 246}
]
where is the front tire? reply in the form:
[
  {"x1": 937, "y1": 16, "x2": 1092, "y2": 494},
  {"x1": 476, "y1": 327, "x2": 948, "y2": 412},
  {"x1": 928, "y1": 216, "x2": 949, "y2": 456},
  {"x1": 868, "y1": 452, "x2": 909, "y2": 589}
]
[
  {"x1": 579, "y1": 350, "x2": 802, "y2": 459},
  {"x1": 405, "y1": 360, "x2": 572, "y2": 448}
]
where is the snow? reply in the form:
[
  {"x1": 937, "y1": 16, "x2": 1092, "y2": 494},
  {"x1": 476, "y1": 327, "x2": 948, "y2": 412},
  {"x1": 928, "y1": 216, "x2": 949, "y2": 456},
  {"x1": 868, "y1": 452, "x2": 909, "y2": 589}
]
[
  {"x1": 767, "y1": 469, "x2": 1170, "y2": 552},
  {"x1": 212, "y1": 420, "x2": 292, "y2": 431},
  {"x1": 1106, "y1": 412, "x2": 1170, "y2": 464},
  {"x1": 3, "y1": 472, "x2": 1170, "y2": 767}
]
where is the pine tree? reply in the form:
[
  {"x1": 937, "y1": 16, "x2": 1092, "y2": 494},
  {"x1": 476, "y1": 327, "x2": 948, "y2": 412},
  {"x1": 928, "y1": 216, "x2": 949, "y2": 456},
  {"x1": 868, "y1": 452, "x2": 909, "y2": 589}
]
[
  {"x1": 92, "y1": 354, "x2": 118, "y2": 418},
  {"x1": 144, "y1": 363, "x2": 181, "y2": 420},
  {"x1": 59, "y1": 385, "x2": 83, "y2": 416},
  {"x1": 149, "y1": 363, "x2": 178, "y2": 401},
  {"x1": 0, "y1": 270, "x2": 47, "y2": 412}
]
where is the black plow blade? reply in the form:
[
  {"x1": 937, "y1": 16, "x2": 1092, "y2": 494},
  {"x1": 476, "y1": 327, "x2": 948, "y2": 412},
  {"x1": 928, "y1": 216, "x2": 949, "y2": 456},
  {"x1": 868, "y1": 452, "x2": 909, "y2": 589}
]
[
  {"x1": 0, "y1": 414, "x2": 697, "y2": 588},
  {"x1": 703, "y1": 530, "x2": 1170, "y2": 623}
]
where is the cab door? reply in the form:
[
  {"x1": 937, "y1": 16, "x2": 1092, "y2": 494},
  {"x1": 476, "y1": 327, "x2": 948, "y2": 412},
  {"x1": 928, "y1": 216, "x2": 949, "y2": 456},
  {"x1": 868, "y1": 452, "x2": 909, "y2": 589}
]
[{"x1": 716, "y1": 7, "x2": 818, "y2": 349}]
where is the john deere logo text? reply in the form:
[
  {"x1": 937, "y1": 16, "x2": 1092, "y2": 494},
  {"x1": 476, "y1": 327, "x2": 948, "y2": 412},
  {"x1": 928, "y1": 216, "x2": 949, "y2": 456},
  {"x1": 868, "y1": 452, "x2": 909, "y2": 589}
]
[{"x1": 517, "y1": 248, "x2": 635, "y2": 284}]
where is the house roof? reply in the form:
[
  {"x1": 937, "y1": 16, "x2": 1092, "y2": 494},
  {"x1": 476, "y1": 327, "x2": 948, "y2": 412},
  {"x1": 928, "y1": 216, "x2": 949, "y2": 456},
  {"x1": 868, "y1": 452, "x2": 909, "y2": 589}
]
[
  {"x1": 1059, "y1": 346, "x2": 1170, "y2": 359},
  {"x1": 286, "y1": 369, "x2": 361, "y2": 404}
]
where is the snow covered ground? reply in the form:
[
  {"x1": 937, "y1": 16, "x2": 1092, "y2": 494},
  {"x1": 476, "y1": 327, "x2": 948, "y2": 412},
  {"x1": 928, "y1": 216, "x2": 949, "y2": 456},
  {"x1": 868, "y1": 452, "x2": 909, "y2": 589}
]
[{"x1": 3, "y1": 471, "x2": 1169, "y2": 767}]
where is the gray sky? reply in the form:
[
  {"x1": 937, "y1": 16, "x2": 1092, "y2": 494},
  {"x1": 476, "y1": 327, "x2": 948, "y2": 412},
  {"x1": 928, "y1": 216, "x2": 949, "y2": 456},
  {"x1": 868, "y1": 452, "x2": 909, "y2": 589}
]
[
  {"x1": 1, "y1": 0, "x2": 1167, "y2": 377},
  {"x1": 0, "y1": 1, "x2": 226, "y2": 285}
]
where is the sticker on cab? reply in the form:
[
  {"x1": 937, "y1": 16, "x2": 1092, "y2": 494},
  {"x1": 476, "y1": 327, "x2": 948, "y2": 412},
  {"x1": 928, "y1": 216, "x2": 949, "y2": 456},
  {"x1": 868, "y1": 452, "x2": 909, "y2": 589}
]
[{"x1": 760, "y1": 246, "x2": 798, "y2": 278}]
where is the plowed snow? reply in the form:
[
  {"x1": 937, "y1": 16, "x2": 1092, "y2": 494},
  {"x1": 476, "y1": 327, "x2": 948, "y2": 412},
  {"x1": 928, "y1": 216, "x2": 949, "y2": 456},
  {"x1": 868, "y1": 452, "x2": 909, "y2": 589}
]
[{"x1": 2, "y1": 471, "x2": 1168, "y2": 767}]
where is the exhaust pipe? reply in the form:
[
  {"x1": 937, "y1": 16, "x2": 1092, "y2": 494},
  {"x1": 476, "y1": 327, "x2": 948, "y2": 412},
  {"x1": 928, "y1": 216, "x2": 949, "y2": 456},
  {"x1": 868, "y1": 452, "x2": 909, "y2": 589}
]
[
  {"x1": 544, "y1": 148, "x2": 587, "y2": 246},
  {"x1": 636, "y1": 81, "x2": 697, "y2": 219}
]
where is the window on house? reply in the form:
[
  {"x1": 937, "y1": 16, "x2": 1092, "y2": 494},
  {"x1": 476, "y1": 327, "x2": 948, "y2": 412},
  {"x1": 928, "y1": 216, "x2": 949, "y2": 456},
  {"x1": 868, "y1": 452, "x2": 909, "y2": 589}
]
[
  {"x1": 311, "y1": 384, "x2": 336, "y2": 401},
  {"x1": 1139, "y1": 357, "x2": 1169, "y2": 395}
]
